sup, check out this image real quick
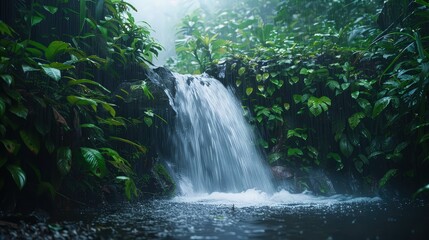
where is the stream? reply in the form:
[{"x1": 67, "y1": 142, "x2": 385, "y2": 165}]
[{"x1": 46, "y1": 191, "x2": 429, "y2": 240}]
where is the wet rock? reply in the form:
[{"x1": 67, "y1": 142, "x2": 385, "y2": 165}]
[
  {"x1": 307, "y1": 169, "x2": 336, "y2": 196},
  {"x1": 272, "y1": 166, "x2": 293, "y2": 179}
]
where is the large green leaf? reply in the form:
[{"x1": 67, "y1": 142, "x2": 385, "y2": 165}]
[
  {"x1": 57, "y1": 147, "x2": 72, "y2": 176},
  {"x1": 19, "y1": 130, "x2": 41, "y2": 154},
  {"x1": 45, "y1": 41, "x2": 69, "y2": 61},
  {"x1": 308, "y1": 96, "x2": 331, "y2": 116},
  {"x1": 7, "y1": 165, "x2": 26, "y2": 190},
  {"x1": 67, "y1": 96, "x2": 98, "y2": 107},
  {"x1": 348, "y1": 112, "x2": 365, "y2": 129},
  {"x1": 372, "y1": 97, "x2": 391, "y2": 117},
  {"x1": 42, "y1": 66, "x2": 61, "y2": 81},
  {"x1": 81, "y1": 147, "x2": 107, "y2": 177}
]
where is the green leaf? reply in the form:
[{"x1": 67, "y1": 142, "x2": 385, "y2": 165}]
[
  {"x1": 413, "y1": 183, "x2": 429, "y2": 199},
  {"x1": 45, "y1": 41, "x2": 69, "y2": 61},
  {"x1": 300, "y1": 68, "x2": 309, "y2": 75},
  {"x1": 81, "y1": 147, "x2": 107, "y2": 177},
  {"x1": 7, "y1": 165, "x2": 26, "y2": 190},
  {"x1": 9, "y1": 104, "x2": 28, "y2": 119},
  {"x1": 0, "y1": 156, "x2": 6, "y2": 168},
  {"x1": 238, "y1": 67, "x2": 246, "y2": 76},
  {"x1": 341, "y1": 83, "x2": 350, "y2": 90},
  {"x1": 287, "y1": 128, "x2": 308, "y2": 140},
  {"x1": 246, "y1": 87, "x2": 253, "y2": 96},
  {"x1": 101, "y1": 102, "x2": 116, "y2": 117},
  {"x1": 307, "y1": 96, "x2": 331, "y2": 116},
  {"x1": 57, "y1": 147, "x2": 72, "y2": 176},
  {"x1": 19, "y1": 130, "x2": 41, "y2": 154},
  {"x1": 357, "y1": 98, "x2": 371, "y2": 112},
  {"x1": 67, "y1": 96, "x2": 98, "y2": 107},
  {"x1": 379, "y1": 169, "x2": 398, "y2": 188},
  {"x1": 288, "y1": 148, "x2": 304, "y2": 156},
  {"x1": 326, "y1": 80, "x2": 340, "y2": 90},
  {"x1": 339, "y1": 135, "x2": 353, "y2": 157},
  {"x1": 262, "y1": 72, "x2": 270, "y2": 80},
  {"x1": 0, "y1": 20, "x2": 13, "y2": 36},
  {"x1": 67, "y1": 78, "x2": 110, "y2": 93},
  {"x1": 110, "y1": 136, "x2": 147, "y2": 153},
  {"x1": 417, "y1": 132, "x2": 429, "y2": 144},
  {"x1": 256, "y1": 74, "x2": 262, "y2": 82},
  {"x1": 42, "y1": 66, "x2": 61, "y2": 81},
  {"x1": 1, "y1": 140, "x2": 20, "y2": 154},
  {"x1": 372, "y1": 97, "x2": 391, "y2": 117},
  {"x1": 144, "y1": 117, "x2": 153, "y2": 127},
  {"x1": 31, "y1": 15, "x2": 44, "y2": 26},
  {"x1": 0, "y1": 98, "x2": 5, "y2": 117},
  {"x1": 351, "y1": 91, "x2": 360, "y2": 99},
  {"x1": 1, "y1": 74, "x2": 13, "y2": 86},
  {"x1": 283, "y1": 103, "x2": 290, "y2": 110},
  {"x1": 43, "y1": 5, "x2": 58, "y2": 14},
  {"x1": 348, "y1": 112, "x2": 365, "y2": 129},
  {"x1": 268, "y1": 152, "x2": 282, "y2": 164}
]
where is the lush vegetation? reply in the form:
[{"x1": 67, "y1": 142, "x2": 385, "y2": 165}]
[
  {"x1": 0, "y1": 0, "x2": 165, "y2": 211},
  {"x1": 168, "y1": 0, "x2": 429, "y2": 196}
]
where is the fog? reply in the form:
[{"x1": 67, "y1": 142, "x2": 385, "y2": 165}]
[{"x1": 125, "y1": 0, "x2": 198, "y2": 66}]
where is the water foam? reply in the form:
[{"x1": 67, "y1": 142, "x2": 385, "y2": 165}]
[{"x1": 172, "y1": 188, "x2": 381, "y2": 207}]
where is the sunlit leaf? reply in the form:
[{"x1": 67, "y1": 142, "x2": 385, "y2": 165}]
[
  {"x1": 7, "y1": 165, "x2": 26, "y2": 190},
  {"x1": 238, "y1": 67, "x2": 246, "y2": 76},
  {"x1": 246, "y1": 87, "x2": 253, "y2": 96}
]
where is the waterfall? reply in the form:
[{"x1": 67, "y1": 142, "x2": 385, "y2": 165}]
[{"x1": 168, "y1": 73, "x2": 275, "y2": 194}]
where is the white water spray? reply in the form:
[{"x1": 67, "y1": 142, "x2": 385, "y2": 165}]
[{"x1": 169, "y1": 74, "x2": 275, "y2": 194}]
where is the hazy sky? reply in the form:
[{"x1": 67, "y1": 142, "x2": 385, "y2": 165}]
[{"x1": 126, "y1": 0, "x2": 198, "y2": 66}]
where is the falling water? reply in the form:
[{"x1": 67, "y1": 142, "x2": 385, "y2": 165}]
[{"x1": 169, "y1": 73, "x2": 275, "y2": 194}]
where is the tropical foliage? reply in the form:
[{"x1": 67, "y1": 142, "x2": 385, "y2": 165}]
[
  {"x1": 169, "y1": 0, "x2": 429, "y2": 195},
  {"x1": 0, "y1": 0, "x2": 161, "y2": 210}
]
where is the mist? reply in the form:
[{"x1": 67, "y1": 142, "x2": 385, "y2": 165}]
[{"x1": 126, "y1": 0, "x2": 198, "y2": 66}]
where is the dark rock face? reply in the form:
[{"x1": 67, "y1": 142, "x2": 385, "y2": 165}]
[{"x1": 112, "y1": 66, "x2": 177, "y2": 195}]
